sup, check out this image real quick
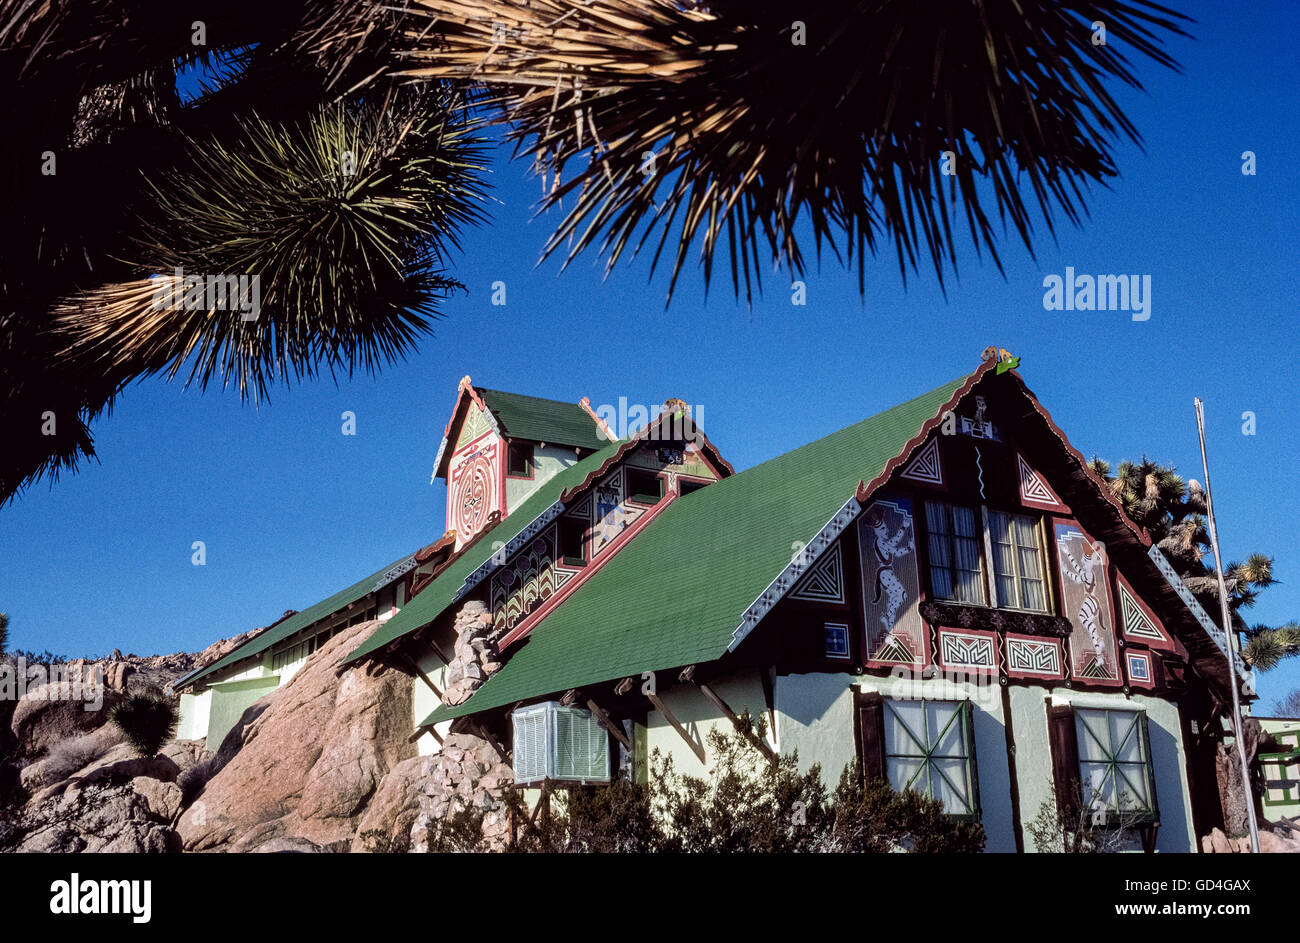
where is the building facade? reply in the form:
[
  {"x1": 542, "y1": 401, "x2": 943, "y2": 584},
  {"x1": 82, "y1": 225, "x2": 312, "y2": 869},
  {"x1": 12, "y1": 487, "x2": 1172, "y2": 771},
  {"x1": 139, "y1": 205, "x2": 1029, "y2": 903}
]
[{"x1": 336, "y1": 352, "x2": 1252, "y2": 852}]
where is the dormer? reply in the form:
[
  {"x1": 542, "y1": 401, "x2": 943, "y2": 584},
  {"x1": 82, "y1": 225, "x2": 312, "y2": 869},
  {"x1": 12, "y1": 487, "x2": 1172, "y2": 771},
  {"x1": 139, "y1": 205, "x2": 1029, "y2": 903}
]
[{"x1": 432, "y1": 377, "x2": 608, "y2": 549}]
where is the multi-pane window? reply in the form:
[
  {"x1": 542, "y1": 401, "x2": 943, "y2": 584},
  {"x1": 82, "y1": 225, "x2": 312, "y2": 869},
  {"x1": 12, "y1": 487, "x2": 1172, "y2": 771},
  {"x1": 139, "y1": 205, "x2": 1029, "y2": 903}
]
[
  {"x1": 1074, "y1": 708, "x2": 1158, "y2": 822},
  {"x1": 925, "y1": 502, "x2": 987, "y2": 604},
  {"x1": 882, "y1": 698, "x2": 980, "y2": 817},
  {"x1": 987, "y1": 510, "x2": 1049, "y2": 611}
]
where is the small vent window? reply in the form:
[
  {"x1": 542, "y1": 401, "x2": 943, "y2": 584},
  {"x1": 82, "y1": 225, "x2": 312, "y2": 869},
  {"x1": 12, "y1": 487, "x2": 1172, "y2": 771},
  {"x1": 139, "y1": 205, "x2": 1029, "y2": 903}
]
[
  {"x1": 511, "y1": 702, "x2": 610, "y2": 785},
  {"x1": 626, "y1": 468, "x2": 664, "y2": 505},
  {"x1": 508, "y1": 442, "x2": 533, "y2": 477}
]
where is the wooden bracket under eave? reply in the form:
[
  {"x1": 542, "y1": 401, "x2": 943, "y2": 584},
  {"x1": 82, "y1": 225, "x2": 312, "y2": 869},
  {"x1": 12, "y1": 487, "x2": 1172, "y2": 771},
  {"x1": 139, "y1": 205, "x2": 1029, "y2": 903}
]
[
  {"x1": 408, "y1": 724, "x2": 444, "y2": 747},
  {"x1": 695, "y1": 681, "x2": 778, "y2": 763},
  {"x1": 586, "y1": 698, "x2": 633, "y2": 752},
  {"x1": 402, "y1": 653, "x2": 445, "y2": 700},
  {"x1": 646, "y1": 691, "x2": 706, "y2": 764}
]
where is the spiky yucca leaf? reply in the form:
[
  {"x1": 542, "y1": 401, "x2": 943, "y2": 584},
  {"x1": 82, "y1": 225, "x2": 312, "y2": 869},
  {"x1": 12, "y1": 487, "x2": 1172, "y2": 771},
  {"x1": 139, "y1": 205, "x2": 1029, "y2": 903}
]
[
  {"x1": 1243, "y1": 624, "x2": 1300, "y2": 672},
  {"x1": 395, "y1": 0, "x2": 1190, "y2": 303},
  {"x1": 50, "y1": 89, "x2": 489, "y2": 401}
]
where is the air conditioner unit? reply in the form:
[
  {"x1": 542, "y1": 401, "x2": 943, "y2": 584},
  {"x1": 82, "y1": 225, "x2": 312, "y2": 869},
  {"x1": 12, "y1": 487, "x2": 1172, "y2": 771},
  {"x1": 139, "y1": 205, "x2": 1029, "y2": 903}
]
[{"x1": 511, "y1": 701, "x2": 611, "y2": 785}]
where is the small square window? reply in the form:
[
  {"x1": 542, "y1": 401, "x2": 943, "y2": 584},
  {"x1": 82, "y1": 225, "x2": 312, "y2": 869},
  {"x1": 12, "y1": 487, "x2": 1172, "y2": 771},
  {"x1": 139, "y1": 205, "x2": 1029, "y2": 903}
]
[
  {"x1": 679, "y1": 478, "x2": 709, "y2": 497},
  {"x1": 626, "y1": 468, "x2": 664, "y2": 505},
  {"x1": 824, "y1": 622, "x2": 850, "y2": 659},
  {"x1": 559, "y1": 516, "x2": 588, "y2": 567},
  {"x1": 507, "y1": 442, "x2": 533, "y2": 477}
]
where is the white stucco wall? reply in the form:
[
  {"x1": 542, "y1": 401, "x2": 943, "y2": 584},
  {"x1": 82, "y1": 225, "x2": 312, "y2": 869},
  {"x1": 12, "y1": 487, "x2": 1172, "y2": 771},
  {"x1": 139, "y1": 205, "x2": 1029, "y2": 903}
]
[
  {"x1": 505, "y1": 445, "x2": 581, "y2": 511},
  {"x1": 1008, "y1": 686, "x2": 1195, "y2": 853},
  {"x1": 774, "y1": 671, "x2": 1019, "y2": 853},
  {"x1": 644, "y1": 672, "x2": 774, "y2": 781},
  {"x1": 176, "y1": 689, "x2": 212, "y2": 742},
  {"x1": 412, "y1": 647, "x2": 451, "y2": 757}
]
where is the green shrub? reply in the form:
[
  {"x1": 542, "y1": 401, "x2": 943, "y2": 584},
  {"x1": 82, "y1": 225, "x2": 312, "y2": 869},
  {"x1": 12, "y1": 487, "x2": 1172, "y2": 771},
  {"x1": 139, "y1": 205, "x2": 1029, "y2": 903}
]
[
  {"x1": 109, "y1": 692, "x2": 178, "y2": 758},
  {"x1": 443, "y1": 718, "x2": 985, "y2": 853}
]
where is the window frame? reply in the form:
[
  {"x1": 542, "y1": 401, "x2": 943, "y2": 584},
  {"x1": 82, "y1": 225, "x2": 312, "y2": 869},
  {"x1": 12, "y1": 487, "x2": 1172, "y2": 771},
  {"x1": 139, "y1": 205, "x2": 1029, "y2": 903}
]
[
  {"x1": 1050, "y1": 704, "x2": 1160, "y2": 829},
  {"x1": 558, "y1": 515, "x2": 589, "y2": 568},
  {"x1": 923, "y1": 499, "x2": 1056, "y2": 615},
  {"x1": 857, "y1": 692, "x2": 981, "y2": 820},
  {"x1": 924, "y1": 500, "x2": 990, "y2": 606},
  {"x1": 506, "y1": 441, "x2": 534, "y2": 479},
  {"x1": 626, "y1": 468, "x2": 665, "y2": 506},
  {"x1": 984, "y1": 507, "x2": 1052, "y2": 613}
]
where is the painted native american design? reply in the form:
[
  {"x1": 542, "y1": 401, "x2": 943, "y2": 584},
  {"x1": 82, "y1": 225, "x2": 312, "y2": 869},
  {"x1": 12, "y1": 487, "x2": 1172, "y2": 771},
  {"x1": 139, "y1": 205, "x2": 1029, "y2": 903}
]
[
  {"x1": 1054, "y1": 523, "x2": 1119, "y2": 681},
  {"x1": 858, "y1": 498, "x2": 924, "y2": 665}
]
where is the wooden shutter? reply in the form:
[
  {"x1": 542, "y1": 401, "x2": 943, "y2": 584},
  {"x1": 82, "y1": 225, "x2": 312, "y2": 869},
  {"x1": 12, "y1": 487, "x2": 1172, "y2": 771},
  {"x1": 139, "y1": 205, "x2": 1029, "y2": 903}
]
[
  {"x1": 1047, "y1": 703, "x2": 1080, "y2": 819},
  {"x1": 854, "y1": 691, "x2": 886, "y2": 783}
]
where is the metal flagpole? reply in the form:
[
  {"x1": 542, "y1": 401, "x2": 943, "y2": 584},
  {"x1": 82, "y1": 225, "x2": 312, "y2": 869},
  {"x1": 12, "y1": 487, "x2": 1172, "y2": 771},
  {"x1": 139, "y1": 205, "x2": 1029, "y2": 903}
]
[{"x1": 1193, "y1": 397, "x2": 1260, "y2": 853}]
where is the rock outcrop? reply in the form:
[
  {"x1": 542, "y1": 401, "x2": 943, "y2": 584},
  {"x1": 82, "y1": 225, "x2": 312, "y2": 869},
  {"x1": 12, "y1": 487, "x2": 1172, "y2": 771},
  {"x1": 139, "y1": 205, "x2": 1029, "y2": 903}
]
[
  {"x1": 441, "y1": 600, "x2": 502, "y2": 706},
  {"x1": 409, "y1": 730, "x2": 515, "y2": 852},
  {"x1": 9, "y1": 682, "x2": 123, "y2": 759},
  {"x1": 176, "y1": 620, "x2": 415, "y2": 852}
]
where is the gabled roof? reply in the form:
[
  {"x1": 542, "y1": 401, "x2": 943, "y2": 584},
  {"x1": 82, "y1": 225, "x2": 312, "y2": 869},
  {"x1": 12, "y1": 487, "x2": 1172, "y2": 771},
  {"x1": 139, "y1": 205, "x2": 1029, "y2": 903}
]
[
  {"x1": 420, "y1": 360, "x2": 1247, "y2": 726},
  {"x1": 343, "y1": 439, "x2": 626, "y2": 667},
  {"x1": 477, "y1": 388, "x2": 609, "y2": 452},
  {"x1": 432, "y1": 379, "x2": 608, "y2": 480},
  {"x1": 420, "y1": 372, "x2": 974, "y2": 724},
  {"x1": 175, "y1": 549, "x2": 419, "y2": 691}
]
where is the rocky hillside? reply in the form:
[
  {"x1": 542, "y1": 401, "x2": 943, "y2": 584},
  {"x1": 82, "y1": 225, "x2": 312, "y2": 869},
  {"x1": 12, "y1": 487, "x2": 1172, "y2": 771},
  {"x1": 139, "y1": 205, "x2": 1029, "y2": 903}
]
[{"x1": 0, "y1": 621, "x2": 450, "y2": 853}]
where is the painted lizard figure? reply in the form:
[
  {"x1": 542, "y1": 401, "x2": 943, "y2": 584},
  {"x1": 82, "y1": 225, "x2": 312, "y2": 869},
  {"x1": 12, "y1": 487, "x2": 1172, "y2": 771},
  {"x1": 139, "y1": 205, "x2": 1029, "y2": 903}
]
[{"x1": 865, "y1": 504, "x2": 915, "y2": 640}]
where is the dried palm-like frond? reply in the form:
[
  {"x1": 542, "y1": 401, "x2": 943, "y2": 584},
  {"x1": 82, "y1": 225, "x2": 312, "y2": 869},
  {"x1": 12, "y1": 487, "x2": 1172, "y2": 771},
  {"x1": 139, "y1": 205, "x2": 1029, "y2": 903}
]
[
  {"x1": 394, "y1": 0, "x2": 1190, "y2": 303},
  {"x1": 49, "y1": 87, "x2": 489, "y2": 402}
]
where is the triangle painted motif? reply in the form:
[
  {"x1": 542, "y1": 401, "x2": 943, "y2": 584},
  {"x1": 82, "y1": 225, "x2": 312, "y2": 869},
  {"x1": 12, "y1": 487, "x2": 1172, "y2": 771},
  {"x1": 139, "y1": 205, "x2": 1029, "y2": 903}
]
[
  {"x1": 1016, "y1": 452, "x2": 1064, "y2": 509},
  {"x1": 899, "y1": 437, "x2": 943, "y2": 486}
]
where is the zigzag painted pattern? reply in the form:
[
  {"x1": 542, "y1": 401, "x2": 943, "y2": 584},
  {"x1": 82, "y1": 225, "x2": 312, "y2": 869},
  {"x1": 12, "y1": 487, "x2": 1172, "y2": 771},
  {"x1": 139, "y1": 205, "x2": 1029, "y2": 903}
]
[{"x1": 1006, "y1": 637, "x2": 1061, "y2": 675}]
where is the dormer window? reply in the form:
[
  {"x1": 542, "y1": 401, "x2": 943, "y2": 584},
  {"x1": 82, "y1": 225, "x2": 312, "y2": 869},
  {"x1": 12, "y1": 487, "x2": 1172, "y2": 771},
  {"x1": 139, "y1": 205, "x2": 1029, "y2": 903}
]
[
  {"x1": 558, "y1": 516, "x2": 588, "y2": 567},
  {"x1": 626, "y1": 468, "x2": 664, "y2": 505},
  {"x1": 507, "y1": 441, "x2": 533, "y2": 478}
]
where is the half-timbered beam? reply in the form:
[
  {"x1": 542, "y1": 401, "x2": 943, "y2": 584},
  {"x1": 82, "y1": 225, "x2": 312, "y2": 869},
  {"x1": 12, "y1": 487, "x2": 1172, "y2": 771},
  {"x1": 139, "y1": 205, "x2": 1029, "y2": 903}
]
[
  {"x1": 646, "y1": 691, "x2": 706, "y2": 764},
  {"x1": 695, "y1": 681, "x2": 778, "y2": 763}
]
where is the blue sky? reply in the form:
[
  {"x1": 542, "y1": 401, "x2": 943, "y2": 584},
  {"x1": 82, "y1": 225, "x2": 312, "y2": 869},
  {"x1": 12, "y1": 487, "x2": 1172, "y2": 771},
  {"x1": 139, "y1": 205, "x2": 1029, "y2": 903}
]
[{"x1": 3, "y1": 2, "x2": 1298, "y2": 704}]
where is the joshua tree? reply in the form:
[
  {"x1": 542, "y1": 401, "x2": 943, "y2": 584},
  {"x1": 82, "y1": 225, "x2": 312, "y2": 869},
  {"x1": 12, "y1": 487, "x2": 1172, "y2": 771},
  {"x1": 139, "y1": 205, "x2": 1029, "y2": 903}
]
[
  {"x1": 0, "y1": 0, "x2": 488, "y2": 502},
  {"x1": 1088, "y1": 456, "x2": 1298, "y2": 670},
  {"x1": 2, "y1": 0, "x2": 1191, "y2": 498}
]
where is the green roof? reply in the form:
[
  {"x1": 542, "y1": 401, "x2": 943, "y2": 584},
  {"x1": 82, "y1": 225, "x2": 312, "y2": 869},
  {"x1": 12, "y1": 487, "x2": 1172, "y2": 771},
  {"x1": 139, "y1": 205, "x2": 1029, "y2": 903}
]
[
  {"x1": 344, "y1": 439, "x2": 626, "y2": 666},
  {"x1": 177, "y1": 549, "x2": 419, "y2": 690},
  {"x1": 478, "y1": 388, "x2": 608, "y2": 452},
  {"x1": 420, "y1": 373, "x2": 970, "y2": 725}
]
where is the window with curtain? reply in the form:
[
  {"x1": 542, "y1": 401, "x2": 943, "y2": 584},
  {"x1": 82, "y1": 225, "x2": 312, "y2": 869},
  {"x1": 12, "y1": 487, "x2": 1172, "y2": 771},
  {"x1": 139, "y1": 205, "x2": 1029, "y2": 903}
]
[
  {"x1": 987, "y1": 509, "x2": 1049, "y2": 612},
  {"x1": 925, "y1": 501, "x2": 987, "y2": 604}
]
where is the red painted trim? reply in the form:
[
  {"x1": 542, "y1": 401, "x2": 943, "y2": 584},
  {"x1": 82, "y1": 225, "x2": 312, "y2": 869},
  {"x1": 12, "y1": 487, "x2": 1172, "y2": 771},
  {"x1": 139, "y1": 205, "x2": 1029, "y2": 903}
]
[
  {"x1": 578, "y1": 396, "x2": 617, "y2": 442},
  {"x1": 496, "y1": 489, "x2": 679, "y2": 652},
  {"x1": 856, "y1": 360, "x2": 996, "y2": 505}
]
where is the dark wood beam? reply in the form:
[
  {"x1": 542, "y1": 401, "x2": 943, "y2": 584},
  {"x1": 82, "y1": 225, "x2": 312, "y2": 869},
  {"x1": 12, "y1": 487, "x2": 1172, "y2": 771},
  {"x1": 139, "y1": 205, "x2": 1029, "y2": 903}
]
[
  {"x1": 695, "y1": 681, "x2": 778, "y2": 763},
  {"x1": 586, "y1": 698, "x2": 633, "y2": 752},
  {"x1": 401, "y1": 653, "x2": 444, "y2": 700},
  {"x1": 646, "y1": 692, "x2": 706, "y2": 764},
  {"x1": 407, "y1": 724, "x2": 443, "y2": 746}
]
